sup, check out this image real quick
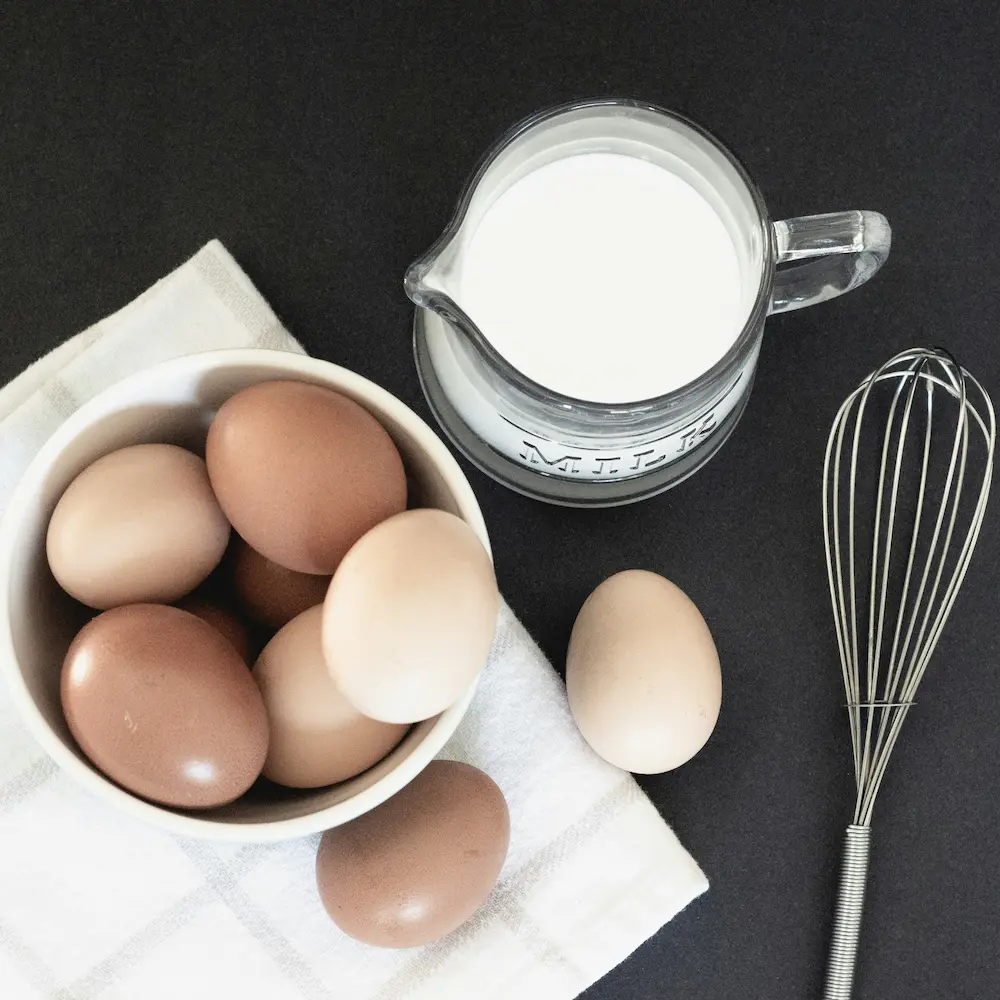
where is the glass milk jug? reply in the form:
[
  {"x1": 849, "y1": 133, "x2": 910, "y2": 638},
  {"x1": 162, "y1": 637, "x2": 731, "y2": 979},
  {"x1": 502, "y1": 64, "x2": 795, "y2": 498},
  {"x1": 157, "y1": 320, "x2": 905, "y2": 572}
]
[{"x1": 404, "y1": 99, "x2": 891, "y2": 506}]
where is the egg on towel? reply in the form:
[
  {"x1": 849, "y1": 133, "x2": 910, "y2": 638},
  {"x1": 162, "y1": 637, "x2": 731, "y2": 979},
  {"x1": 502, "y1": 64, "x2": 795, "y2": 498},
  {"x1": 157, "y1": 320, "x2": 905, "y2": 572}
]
[
  {"x1": 315, "y1": 760, "x2": 509, "y2": 947},
  {"x1": 566, "y1": 569, "x2": 721, "y2": 773}
]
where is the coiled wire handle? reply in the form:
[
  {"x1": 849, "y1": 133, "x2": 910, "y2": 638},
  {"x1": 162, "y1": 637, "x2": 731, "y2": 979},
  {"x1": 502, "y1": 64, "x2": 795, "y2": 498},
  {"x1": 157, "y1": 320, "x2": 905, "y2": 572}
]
[{"x1": 823, "y1": 825, "x2": 872, "y2": 1000}]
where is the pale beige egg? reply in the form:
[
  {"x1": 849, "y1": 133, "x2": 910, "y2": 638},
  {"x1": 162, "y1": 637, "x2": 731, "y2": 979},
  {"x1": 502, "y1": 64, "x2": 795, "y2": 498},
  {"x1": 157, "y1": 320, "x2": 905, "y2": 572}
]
[
  {"x1": 566, "y1": 569, "x2": 721, "y2": 773},
  {"x1": 47, "y1": 444, "x2": 230, "y2": 610},
  {"x1": 322, "y1": 509, "x2": 498, "y2": 724},
  {"x1": 253, "y1": 605, "x2": 408, "y2": 788}
]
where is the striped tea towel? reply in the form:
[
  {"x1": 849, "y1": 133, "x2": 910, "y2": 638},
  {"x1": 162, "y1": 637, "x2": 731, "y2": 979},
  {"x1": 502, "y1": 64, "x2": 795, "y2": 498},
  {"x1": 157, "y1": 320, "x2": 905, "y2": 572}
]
[{"x1": 0, "y1": 240, "x2": 707, "y2": 1000}]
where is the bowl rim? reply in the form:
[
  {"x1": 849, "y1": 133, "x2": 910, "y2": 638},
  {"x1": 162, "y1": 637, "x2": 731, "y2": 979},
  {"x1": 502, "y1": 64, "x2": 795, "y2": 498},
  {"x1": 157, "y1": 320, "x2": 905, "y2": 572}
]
[{"x1": 0, "y1": 349, "x2": 490, "y2": 842}]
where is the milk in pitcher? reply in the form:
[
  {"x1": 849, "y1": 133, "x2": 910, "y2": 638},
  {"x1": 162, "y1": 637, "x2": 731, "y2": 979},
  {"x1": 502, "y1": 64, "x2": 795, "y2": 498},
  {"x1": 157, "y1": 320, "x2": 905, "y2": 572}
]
[{"x1": 456, "y1": 152, "x2": 744, "y2": 403}]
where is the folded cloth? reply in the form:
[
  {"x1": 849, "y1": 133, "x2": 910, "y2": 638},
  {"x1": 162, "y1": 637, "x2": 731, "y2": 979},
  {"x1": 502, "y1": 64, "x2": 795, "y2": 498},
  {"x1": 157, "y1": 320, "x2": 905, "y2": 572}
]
[{"x1": 0, "y1": 241, "x2": 707, "y2": 1000}]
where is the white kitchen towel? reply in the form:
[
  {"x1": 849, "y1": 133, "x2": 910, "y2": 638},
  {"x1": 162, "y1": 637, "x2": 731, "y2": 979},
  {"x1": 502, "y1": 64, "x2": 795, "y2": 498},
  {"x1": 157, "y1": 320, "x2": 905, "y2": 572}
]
[{"x1": 0, "y1": 241, "x2": 707, "y2": 1000}]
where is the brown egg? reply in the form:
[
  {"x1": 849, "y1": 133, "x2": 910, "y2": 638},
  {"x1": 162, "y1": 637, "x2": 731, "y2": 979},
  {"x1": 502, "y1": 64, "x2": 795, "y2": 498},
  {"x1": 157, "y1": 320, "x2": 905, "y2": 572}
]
[
  {"x1": 206, "y1": 381, "x2": 407, "y2": 575},
  {"x1": 61, "y1": 604, "x2": 268, "y2": 808},
  {"x1": 253, "y1": 606, "x2": 408, "y2": 788},
  {"x1": 566, "y1": 570, "x2": 722, "y2": 773},
  {"x1": 47, "y1": 444, "x2": 231, "y2": 610},
  {"x1": 177, "y1": 596, "x2": 252, "y2": 663},
  {"x1": 233, "y1": 538, "x2": 331, "y2": 630},
  {"x1": 322, "y1": 509, "x2": 499, "y2": 724},
  {"x1": 316, "y1": 760, "x2": 509, "y2": 947}
]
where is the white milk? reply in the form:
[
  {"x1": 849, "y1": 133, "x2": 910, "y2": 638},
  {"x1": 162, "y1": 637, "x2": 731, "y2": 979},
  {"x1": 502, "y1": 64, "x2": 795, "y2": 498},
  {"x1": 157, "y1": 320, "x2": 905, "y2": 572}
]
[{"x1": 457, "y1": 152, "x2": 744, "y2": 403}]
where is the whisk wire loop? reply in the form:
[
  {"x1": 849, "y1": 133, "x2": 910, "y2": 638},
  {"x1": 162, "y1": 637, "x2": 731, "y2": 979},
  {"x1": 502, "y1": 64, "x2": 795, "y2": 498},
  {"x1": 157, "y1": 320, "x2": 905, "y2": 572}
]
[{"x1": 823, "y1": 347, "x2": 993, "y2": 826}]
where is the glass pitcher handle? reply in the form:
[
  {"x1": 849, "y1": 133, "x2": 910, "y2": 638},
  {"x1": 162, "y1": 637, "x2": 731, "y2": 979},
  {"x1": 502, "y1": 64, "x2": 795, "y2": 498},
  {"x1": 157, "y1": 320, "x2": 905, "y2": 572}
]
[{"x1": 769, "y1": 211, "x2": 891, "y2": 314}]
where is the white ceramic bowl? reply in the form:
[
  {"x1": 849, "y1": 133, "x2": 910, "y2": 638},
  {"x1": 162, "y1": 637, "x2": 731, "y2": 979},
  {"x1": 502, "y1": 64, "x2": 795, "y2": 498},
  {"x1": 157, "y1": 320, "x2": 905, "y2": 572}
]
[{"x1": 0, "y1": 350, "x2": 489, "y2": 842}]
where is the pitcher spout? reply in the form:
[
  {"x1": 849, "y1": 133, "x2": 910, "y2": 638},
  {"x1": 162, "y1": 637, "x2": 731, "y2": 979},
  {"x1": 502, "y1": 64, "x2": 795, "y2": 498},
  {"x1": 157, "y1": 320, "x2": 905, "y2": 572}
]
[
  {"x1": 403, "y1": 254, "x2": 437, "y2": 309},
  {"x1": 404, "y1": 233, "x2": 458, "y2": 308},
  {"x1": 404, "y1": 228, "x2": 485, "y2": 353}
]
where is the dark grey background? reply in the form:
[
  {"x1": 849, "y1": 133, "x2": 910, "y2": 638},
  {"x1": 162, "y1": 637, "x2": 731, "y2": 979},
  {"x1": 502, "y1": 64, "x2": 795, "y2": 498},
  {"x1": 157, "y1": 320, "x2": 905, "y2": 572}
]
[{"x1": 3, "y1": 3, "x2": 999, "y2": 998}]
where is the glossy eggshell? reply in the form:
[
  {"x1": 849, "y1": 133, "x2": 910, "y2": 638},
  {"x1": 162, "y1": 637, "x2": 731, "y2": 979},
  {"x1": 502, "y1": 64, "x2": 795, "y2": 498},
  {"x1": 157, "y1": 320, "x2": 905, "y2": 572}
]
[
  {"x1": 46, "y1": 443, "x2": 231, "y2": 610},
  {"x1": 566, "y1": 569, "x2": 721, "y2": 773},
  {"x1": 176, "y1": 596, "x2": 252, "y2": 664},
  {"x1": 233, "y1": 539, "x2": 331, "y2": 630},
  {"x1": 315, "y1": 760, "x2": 509, "y2": 947},
  {"x1": 253, "y1": 606, "x2": 408, "y2": 788},
  {"x1": 205, "y1": 381, "x2": 407, "y2": 575},
  {"x1": 61, "y1": 604, "x2": 269, "y2": 808},
  {"x1": 322, "y1": 509, "x2": 499, "y2": 724}
]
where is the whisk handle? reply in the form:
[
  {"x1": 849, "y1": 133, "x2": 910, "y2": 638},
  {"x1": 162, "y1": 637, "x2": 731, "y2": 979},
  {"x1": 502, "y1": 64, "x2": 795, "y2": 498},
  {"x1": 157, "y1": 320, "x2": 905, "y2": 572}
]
[{"x1": 823, "y1": 824, "x2": 871, "y2": 1000}]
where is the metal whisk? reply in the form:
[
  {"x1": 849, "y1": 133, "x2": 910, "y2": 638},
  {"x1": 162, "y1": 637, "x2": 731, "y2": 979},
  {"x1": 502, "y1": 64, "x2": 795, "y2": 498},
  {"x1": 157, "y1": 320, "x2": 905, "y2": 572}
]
[{"x1": 821, "y1": 347, "x2": 995, "y2": 999}]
